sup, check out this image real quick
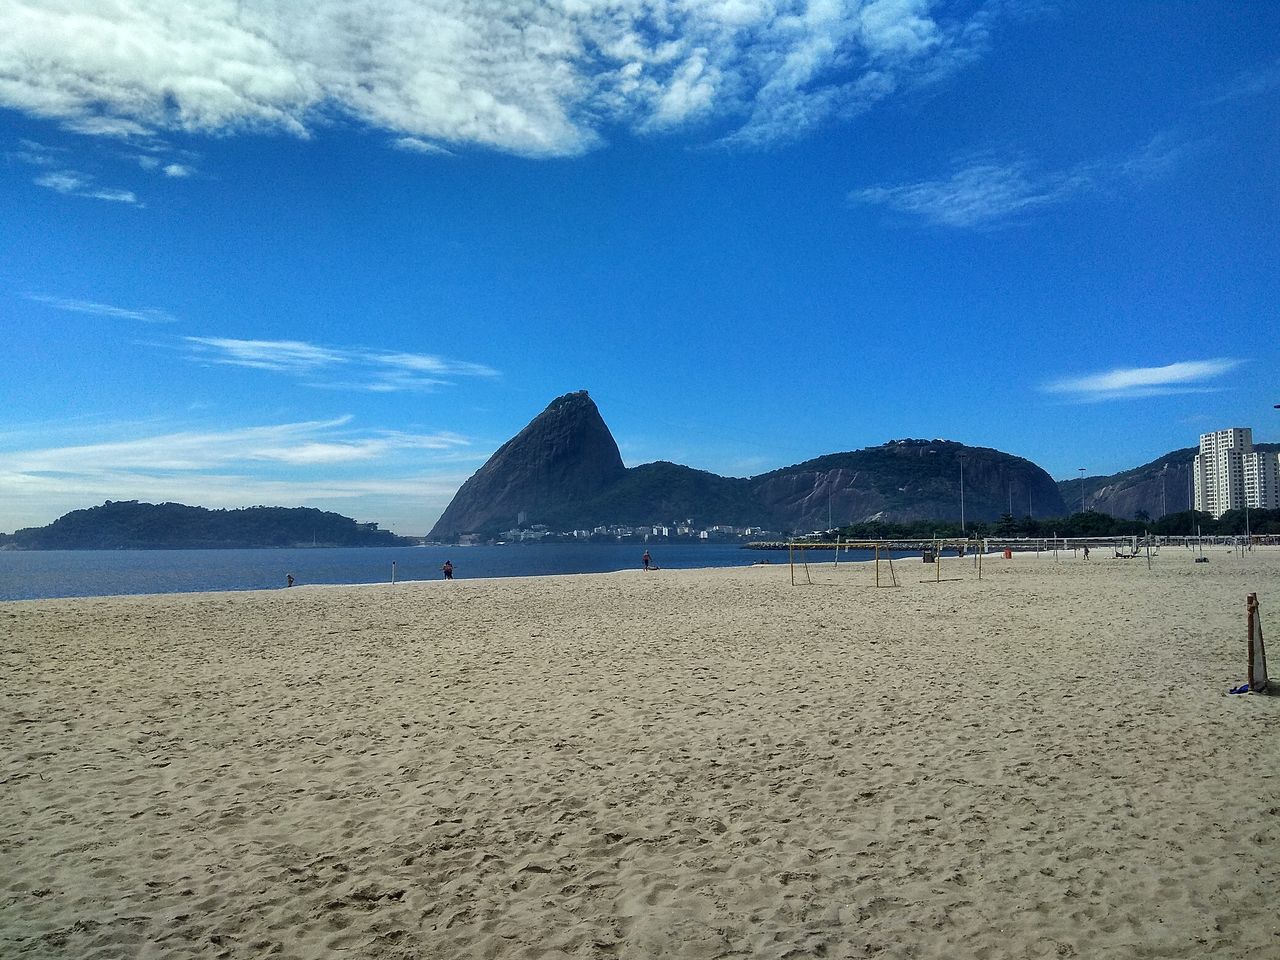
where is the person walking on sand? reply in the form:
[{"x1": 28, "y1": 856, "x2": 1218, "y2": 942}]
[
  {"x1": 1082, "y1": 545, "x2": 1090, "y2": 560},
  {"x1": 442, "y1": 560, "x2": 453, "y2": 580},
  {"x1": 642, "y1": 550, "x2": 652, "y2": 571}
]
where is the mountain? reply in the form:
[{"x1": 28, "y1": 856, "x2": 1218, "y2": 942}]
[
  {"x1": 0, "y1": 501, "x2": 411, "y2": 550},
  {"x1": 428, "y1": 392, "x2": 1068, "y2": 539},
  {"x1": 429, "y1": 391, "x2": 627, "y2": 539},
  {"x1": 1060, "y1": 443, "x2": 1279, "y2": 519},
  {"x1": 752, "y1": 440, "x2": 1067, "y2": 530}
]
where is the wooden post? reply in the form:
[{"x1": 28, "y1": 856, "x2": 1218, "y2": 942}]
[
  {"x1": 789, "y1": 542, "x2": 794, "y2": 586},
  {"x1": 1247, "y1": 593, "x2": 1269, "y2": 693},
  {"x1": 875, "y1": 544, "x2": 880, "y2": 588}
]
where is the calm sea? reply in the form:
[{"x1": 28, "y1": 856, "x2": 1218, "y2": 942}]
[{"x1": 0, "y1": 542, "x2": 877, "y2": 601}]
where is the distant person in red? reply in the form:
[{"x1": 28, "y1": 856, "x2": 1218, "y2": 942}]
[
  {"x1": 442, "y1": 560, "x2": 453, "y2": 580},
  {"x1": 642, "y1": 550, "x2": 652, "y2": 571}
]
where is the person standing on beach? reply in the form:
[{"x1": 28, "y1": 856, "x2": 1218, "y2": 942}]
[
  {"x1": 442, "y1": 560, "x2": 453, "y2": 580},
  {"x1": 642, "y1": 550, "x2": 652, "y2": 571},
  {"x1": 286, "y1": 574, "x2": 294, "y2": 587},
  {"x1": 1083, "y1": 545, "x2": 1090, "y2": 560}
]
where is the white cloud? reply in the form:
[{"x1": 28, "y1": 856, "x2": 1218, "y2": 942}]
[
  {"x1": 28, "y1": 294, "x2": 176, "y2": 323},
  {"x1": 852, "y1": 134, "x2": 1185, "y2": 227},
  {"x1": 162, "y1": 162, "x2": 194, "y2": 177},
  {"x1": 32, "y1": 168, "x2": 138, "y2": 203},
  {"x1": 852, "y1": 159, "x2": 1085, "y2": 227},
  {"x1": 183, "y1": 336, "x2": 498, "y2": 390},
  {"x1": 0, "y1": 418, "x2": 477, "y2": 533},
  {"x1": 1, "y1": 418, "x2": 469, "y2": 473},
  {"x1": 0, "y1": 1, "x2": 1025, "y2": 155},
  {"x1": 1042, "y1": 359, "x2": 1244, "y2": 402},
  {"x1": 392, "y1": 136, "x2": 452, "y2": 156}
]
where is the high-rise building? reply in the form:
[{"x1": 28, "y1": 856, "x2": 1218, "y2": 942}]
[{"x1": 1193, "y1": 428, "x2": 1280, "y2": 518}]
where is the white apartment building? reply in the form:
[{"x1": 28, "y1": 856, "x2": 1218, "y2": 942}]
[{"x1": 1193, "y1": 427, "x2": 1280, "y2": 518}]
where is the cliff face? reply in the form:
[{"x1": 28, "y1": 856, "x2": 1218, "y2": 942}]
[
  {"x1": 1060, "y1": 444, "x2": 1279, "y2": 519},
  {"x1": 428, "y1": 391, "x2": 627, "y2": 539}
]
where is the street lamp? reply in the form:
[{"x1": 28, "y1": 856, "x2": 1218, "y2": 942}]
[{"x1": 959, "y1": 454, "x2": 967, "y2": 534}]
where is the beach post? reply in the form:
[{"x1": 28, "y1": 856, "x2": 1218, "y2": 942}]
[
  {"x1": 1247, "y1": 593, "x2": 1269, "y2": 693},
  {"x1": 391, "y1": 560, "x2": 397, "y2": 585},
  {"x1": 789, "y1": 542, "x2": 794, "y2": 586},
  {"x1": 875, "y1": 543, "x2": 880, "y2": 587}
]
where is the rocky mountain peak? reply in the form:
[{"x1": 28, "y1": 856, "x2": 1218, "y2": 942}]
[{"x1": 428, "y1": 390, "x2": 626, "y2": 539}]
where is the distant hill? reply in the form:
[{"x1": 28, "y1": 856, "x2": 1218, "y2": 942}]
[
  {"x1": 1060, "y1": 443, "x2": 1280, "y2": 519},
  {"x1": 428, "y1": 391, "x2": 1068, "y2": 540},
  {"x1": 0, "y1": 501, "x2": 410, "y2": 550}
]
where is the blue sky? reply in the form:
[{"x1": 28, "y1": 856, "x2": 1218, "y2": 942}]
[{"x1": 2, "y1": 1, "x2": 1277, "y2": 534}]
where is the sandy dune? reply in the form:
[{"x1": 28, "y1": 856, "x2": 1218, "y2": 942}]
[{"x1": 2, "y1": 548, "x2": 1278, "y2": 959}]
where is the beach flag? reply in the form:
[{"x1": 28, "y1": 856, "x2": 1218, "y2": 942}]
[{"x1": 1247, "y1": 593, "x2": 1269, "y2": 693}]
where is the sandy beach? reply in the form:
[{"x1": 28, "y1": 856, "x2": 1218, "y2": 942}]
[{"x1": 3, "y1": 547, "x2": 1278, "y2": 959}]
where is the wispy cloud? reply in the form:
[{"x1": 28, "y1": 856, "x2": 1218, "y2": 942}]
[
  {"x1": 1, "y1": 418, "x2": 469, "y2": 473},
  {"x1": 184, "y1": 337, "x2": 498, "y2": 391},
  {"x1": 1204, "y1": 58, "x2": 1280, "y2": 105},
  {"x1": 28, "y1": 294, "x2": 176, "y2": 324},
  {"x1": 851, "y1": 159, "x2": 1086, "y2": 228},
  {"x1": 7, "y1": 138, "x2": 65, "y2": 167},
  {"x1": 851, "y1": 133, "x2": 1186, "y2": 228},
  {"x1": 1042, "y1": 359, "x2": 1244, "y2": 402},
  {"x1": 32, "y1": 169, "x2": 138, "y2": 203},
  {"x1": 0, "y1": 418, "x2": 479, "y2": 533},
  {"x1": 392, "y1": 137, "x2": 452, "y2": 156},
  {"x1": 0, "y1": 1, "x2": 1036, "y2": 156}
]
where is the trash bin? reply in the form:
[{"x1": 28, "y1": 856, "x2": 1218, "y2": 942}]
[
  {"x1": 922, "y1": 548, "x2": 935, "y2": 563},
  {"x1": 1003, "y1": 548, "x2": 1013, "y2": 559}
]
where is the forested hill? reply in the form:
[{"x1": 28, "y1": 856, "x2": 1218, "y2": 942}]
[{"x1": 0, "y1": 501, "x2": 410, "y2": 550}]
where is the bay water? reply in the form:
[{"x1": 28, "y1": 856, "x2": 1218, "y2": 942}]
[{"x1": 0, "y1": 542, "x2": 869, "y2": 601}]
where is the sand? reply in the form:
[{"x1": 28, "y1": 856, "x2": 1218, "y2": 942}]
[{"x1": 2, "y1": 547, "x2": 1278, "y2": 959}]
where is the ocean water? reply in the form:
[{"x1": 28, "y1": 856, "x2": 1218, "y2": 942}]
[{"x1": 0, "y1": 542, "x2": 878, "y2": 601}]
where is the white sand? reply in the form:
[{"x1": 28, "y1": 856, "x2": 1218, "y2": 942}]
[{"x1": 2, "y1": 548, "x2": 1278, "y2": 959}]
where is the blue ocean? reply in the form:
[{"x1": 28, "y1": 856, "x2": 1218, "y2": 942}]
[{"x1": 0, "y1": 542, "x2": 863, "y2": 602}]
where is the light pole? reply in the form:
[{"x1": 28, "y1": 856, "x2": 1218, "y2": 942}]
[
  {"x1": 959, "y1": 454, "x2": 967, "y2": 534},
  {"x1": 1161, "y1": 463, "x2": 1167, "y2": 519},
  {"x1": 1078, "y1": 467, "x2": 1086, "y2": 514}
]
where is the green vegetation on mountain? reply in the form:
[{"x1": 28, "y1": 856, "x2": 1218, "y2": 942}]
[
  {"x1": 0, "y1": 501, "x2": 409, "y2": 550},
  {"x1": 564, "y1": 462, "x2": 762, "y2": 528}
]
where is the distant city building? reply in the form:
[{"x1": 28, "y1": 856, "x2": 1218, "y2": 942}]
[{"x1": 1194, "y1": 428, "x2": 1280, "y2": 518}]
